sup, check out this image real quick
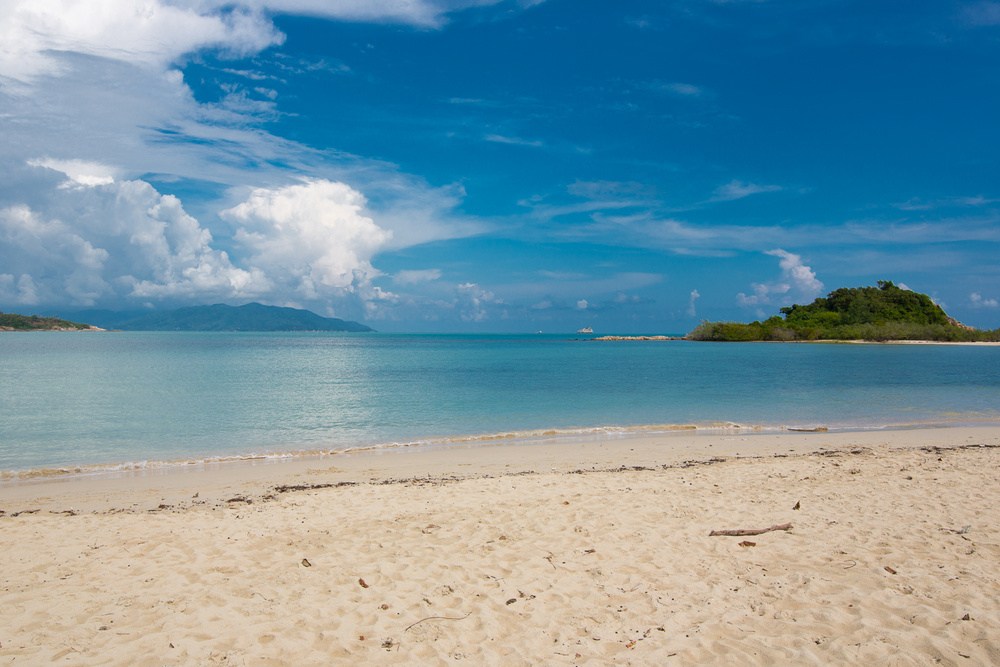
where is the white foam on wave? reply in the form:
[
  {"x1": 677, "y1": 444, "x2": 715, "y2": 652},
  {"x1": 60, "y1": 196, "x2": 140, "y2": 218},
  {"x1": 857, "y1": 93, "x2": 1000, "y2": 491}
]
[{"x1": 3, "y1": 417, "x2": 994, "y2": 483}]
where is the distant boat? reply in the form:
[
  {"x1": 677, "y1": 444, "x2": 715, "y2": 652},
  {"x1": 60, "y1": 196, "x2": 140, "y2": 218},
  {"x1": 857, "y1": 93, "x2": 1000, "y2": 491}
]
[{"x1": 577, "y1": 327, "x2": 593, "y2": 334}]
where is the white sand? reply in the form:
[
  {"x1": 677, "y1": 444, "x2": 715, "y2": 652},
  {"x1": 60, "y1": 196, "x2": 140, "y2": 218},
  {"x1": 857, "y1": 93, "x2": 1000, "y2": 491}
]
[{"x1": 2, "y1": 426, "x2": 999, "y2": 665}]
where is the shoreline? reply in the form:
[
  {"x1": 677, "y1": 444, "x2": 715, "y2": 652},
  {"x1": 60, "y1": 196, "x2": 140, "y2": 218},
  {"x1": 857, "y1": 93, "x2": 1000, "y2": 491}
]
[
  {"x1": 2, "y1": 425, "x2": 998, "y2": 513},
  {"x1": 7, "y1": 419, "x2": 1000, "y2": 487},
  {"x1": 587, "y1": 336, "x2": 1000, "y2": 345},
  {"x1": 0, "y1": 421, "x2": 985, "y2": 481},
  {"x1": 3, "y1": 425, "x2": 999, "y2": 664}
]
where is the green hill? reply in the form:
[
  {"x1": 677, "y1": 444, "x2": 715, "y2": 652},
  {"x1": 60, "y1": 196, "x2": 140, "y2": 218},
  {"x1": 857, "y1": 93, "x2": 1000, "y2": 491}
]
[
  {"x1": 0, "y1": 312, "x2": 98, "y2": 331},
  {"x1": 111, "y1": 303, "x2": 374, "y2": 332},
  {"x1": 688, "y1": 281, "x2": 998, "y2": 342}
]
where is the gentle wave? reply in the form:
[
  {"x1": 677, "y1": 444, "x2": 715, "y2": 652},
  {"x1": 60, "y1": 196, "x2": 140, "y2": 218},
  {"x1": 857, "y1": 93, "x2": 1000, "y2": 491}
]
[
  {"x1": 0, "y1": 421, "x2": 789, "y2": 482},
  {"x1": 4, "y1": 416, "x2": 998, "y2": 484}
]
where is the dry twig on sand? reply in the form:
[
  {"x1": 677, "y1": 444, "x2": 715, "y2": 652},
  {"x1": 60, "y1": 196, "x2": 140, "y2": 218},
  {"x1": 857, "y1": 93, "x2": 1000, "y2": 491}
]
[{"x1": 709, "y1": 523, "x2": 793, "y2": 537}]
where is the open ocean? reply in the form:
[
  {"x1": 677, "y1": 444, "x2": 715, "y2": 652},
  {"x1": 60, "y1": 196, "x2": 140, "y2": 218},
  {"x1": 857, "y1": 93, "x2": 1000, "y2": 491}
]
[{"x1": 2, "y1": 332, "x2": 999, "y2": 477}]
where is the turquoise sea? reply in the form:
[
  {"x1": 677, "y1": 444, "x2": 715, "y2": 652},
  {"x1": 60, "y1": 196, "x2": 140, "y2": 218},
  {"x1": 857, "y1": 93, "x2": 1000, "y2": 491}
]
[{"x1": 2, "y1": 332, "x2": 999, "y2": 477}]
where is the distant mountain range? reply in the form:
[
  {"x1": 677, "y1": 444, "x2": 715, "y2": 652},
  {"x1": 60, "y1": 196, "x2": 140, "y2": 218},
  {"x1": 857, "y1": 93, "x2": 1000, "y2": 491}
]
[{"x1": 64, "y1": 303, "x2": 374, "y2": 332}]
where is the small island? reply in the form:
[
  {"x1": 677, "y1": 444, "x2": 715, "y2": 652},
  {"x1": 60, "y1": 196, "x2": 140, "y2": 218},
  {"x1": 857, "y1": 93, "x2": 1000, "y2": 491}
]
[
  {"x1": 0, "y1": 312, "x2": 102, "y2": 331},
  {"x1": 687, "y1": 281, "x2": 1000, "y2": 342}
]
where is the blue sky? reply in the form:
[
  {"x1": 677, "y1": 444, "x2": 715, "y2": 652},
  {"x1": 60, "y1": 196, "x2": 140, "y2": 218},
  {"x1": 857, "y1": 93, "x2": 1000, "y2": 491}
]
[{"x1": 1, "y1": 0, "x2": 999, "y2": 332}]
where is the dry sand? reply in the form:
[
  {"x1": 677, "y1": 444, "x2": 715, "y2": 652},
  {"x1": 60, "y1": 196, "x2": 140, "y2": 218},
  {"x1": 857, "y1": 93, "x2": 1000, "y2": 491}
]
[{"x1": 2, "y1": 427, "x2": 999, "y2": 665}]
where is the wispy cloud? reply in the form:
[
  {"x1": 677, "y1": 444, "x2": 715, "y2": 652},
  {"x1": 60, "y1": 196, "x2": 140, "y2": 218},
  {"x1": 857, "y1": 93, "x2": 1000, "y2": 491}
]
[
  {"x1": 518, "y1": 180, "x2": 660, "y2": 223},
  {"x1": 566, "y1": 180, "x2": 656, "y2": 199},
  {"x1": 649, "y1": 81, "x2": 707, "y2": 98},
  {"x1": 961, "y1": 2, "x2": 1000, "y2": 26},
  {"x1": 394, "y1": 269, "x2": 442, "y2": 286},
  {"x1": 710, "y1": 179, "x2": 782, "y2": 202},
  {"x1": 449, "y1": 97, "x2": 490, "y2": 106},
  {"x1": 538, "y1": 270, "x2": 588, "y2": 280},
  {"x1": 625, "y1": 15, "x2": 656, "y2": 29},
  {"x1": 484, "y1": 134, "x2": 544, "y2": 147},
  {"x1": 497, "y1": 272, "x2": 663, "y2": 303},
  {"x1": 891, "y1": 195, "x2": 999, "y2": 211},
  {"x1": 583, "y1": 208, "x2": 1000, "y2": 259}
]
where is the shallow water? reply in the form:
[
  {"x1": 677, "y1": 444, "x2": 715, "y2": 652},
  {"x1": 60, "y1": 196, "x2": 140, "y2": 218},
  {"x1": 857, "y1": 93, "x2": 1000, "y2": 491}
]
[{"x1": 2, "y1": 332, "x2": 998, "y2": 474}]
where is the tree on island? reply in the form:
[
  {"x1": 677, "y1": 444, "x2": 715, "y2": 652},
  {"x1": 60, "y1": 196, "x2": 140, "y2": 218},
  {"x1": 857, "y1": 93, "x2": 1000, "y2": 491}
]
[{"x1": 687, "y1": 281, "x2": 999, "y2": 342}]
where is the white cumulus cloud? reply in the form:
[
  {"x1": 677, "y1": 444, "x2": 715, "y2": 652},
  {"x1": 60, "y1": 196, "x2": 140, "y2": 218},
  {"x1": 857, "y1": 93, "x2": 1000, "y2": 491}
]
[
  {"x1": 737, "y1": 282, "x2": 786, "y2": 310},
  {"x1": 0, "y1": 0, "x2": 282, "y2": 84},
  {"x1": 737, "y1": 249, "x2": 823, "y2": 316},
  {"x1": 224, "y1": 179, "x2": 392, "y2": 299},
  {"x1": 0, "y1": 273, "x2": 40, "y2": 306},
  {"x1": 687, "y1": 289, "x2": 700, "y2": 317},
  {"x1": 0, "y1": 174, "x2": 266, "y2": 307},
  {"x1": 455, "y1": 282, "x2": 502, "y2": 322},
  {"x1": 0, "y1": 0, "x2": 539, "y2": 322},
  {"x1": 0, "y1": 204, "x2": 111, "y2": 306},
  {"x1": 970, "y1": 292, "x2": 999, "y2": 308},
  {"x1": 766, "y1": 248, "x2": 823, "y2": 297}
]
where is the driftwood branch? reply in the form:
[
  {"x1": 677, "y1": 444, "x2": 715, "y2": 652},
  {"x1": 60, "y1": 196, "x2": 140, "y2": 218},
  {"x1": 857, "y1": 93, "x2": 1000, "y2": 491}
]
[{"x1": 709, "y1": 523, "x2": 792, "y2": 537}]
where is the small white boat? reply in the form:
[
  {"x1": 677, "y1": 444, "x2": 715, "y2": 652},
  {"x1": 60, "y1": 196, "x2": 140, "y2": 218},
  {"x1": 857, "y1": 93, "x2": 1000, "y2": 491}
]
[{"x1": 577, "y1": 327, "x2": 593, "y2": 334}]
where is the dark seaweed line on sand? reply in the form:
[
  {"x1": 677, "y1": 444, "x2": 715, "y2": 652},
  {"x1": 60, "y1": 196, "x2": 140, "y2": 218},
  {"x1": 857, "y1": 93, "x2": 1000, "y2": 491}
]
[{"x1": 2, "y1": 443, "x2": 997, "y2": 518}]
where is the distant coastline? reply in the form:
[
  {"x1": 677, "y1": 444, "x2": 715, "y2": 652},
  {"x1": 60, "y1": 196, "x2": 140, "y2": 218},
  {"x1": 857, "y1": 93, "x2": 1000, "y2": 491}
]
[{"x1": 1, "y1": 303, "x2": 373, "y2": 333}]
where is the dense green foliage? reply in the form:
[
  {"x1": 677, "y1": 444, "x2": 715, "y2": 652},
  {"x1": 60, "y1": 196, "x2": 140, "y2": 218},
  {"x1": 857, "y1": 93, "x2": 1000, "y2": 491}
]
[
  {"x1": 0, "y1": 312, "x2": 93, "y2": 331},
  {"x1": 779, "y1": 281, "x2": 950, "y2": 328},
  {"x1": 687, "y1": 281, "x2": 1000, "y2": 342}
]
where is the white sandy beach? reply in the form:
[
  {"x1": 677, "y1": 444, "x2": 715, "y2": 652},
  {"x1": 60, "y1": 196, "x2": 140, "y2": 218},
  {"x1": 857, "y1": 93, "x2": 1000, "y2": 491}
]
[{"x1": 2, "y1": 427, "x2": 1000, "y2": 665}]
